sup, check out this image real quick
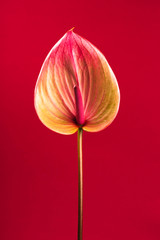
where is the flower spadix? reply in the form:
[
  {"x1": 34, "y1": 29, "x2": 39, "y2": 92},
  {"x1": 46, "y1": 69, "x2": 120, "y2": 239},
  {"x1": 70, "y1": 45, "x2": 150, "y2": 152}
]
[{"x1": 34, "y1": 29, "x2": 120, "y2": 135}]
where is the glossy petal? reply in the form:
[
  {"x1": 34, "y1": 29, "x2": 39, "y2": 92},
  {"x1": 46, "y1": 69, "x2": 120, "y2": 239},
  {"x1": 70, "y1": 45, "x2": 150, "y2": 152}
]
[{"x1": 34, "y1": 30, "x2": 120, "y2": 134}]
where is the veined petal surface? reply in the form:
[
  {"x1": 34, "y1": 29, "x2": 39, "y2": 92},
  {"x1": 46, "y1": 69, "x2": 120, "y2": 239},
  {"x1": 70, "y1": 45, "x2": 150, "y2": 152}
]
[{"x1": 34, "y1": 30, "x2": 120, "y2": 134}]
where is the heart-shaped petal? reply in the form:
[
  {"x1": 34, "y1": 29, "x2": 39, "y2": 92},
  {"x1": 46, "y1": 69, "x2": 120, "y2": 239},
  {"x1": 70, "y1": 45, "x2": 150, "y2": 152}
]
[{"x1": 34, "y1": 30, "x2": 120, "y2": 134}]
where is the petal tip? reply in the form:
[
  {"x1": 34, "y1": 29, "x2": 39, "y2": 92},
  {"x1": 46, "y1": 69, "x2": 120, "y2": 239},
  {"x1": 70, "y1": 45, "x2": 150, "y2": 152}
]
[{"x1": 67, "y1": 27, "x2": 75, "y2": 33}]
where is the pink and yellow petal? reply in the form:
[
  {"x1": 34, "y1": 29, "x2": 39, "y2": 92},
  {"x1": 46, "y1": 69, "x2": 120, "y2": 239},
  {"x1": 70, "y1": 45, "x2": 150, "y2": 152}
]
[{"x1": 34, "y1": 30, "x2": 120, "y2": 134}]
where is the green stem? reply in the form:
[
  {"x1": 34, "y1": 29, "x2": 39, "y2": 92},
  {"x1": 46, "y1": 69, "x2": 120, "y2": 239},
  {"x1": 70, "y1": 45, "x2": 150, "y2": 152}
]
[{"x1": 78, "y1": 128, "x2": 83, "y2": 240}]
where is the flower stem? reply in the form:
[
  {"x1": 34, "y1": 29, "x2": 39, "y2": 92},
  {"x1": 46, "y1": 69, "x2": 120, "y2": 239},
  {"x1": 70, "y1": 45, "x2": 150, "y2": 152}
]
[{"x1": 78, "y1": 128, "x2": 83, "y2": 240}]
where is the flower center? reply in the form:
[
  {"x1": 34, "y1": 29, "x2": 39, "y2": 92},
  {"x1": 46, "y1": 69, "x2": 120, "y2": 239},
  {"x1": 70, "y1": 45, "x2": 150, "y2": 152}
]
[{"x1": 74, "y1": 85, "x2": 85, "y2": 126}]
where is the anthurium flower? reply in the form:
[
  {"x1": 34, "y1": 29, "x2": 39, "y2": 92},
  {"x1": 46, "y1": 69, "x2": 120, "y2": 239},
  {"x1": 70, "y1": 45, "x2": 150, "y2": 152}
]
[
  {"x1": 34, "y1": 29, "x2": 120, "y2": 240},
  {"x1": 34, "y1": 29, "x2": 120, "y2": 135}
]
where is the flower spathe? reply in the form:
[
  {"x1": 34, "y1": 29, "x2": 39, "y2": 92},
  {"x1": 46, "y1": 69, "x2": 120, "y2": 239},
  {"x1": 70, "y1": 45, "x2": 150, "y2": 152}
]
[{"x1": 34, "y1": 29, "x2": 120, "y2": 135}]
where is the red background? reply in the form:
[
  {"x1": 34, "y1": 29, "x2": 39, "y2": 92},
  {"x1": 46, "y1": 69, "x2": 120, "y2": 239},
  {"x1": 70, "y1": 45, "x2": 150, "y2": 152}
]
[{"x1": 1, "y1": 1, "x2": 160, "y2": 240}]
